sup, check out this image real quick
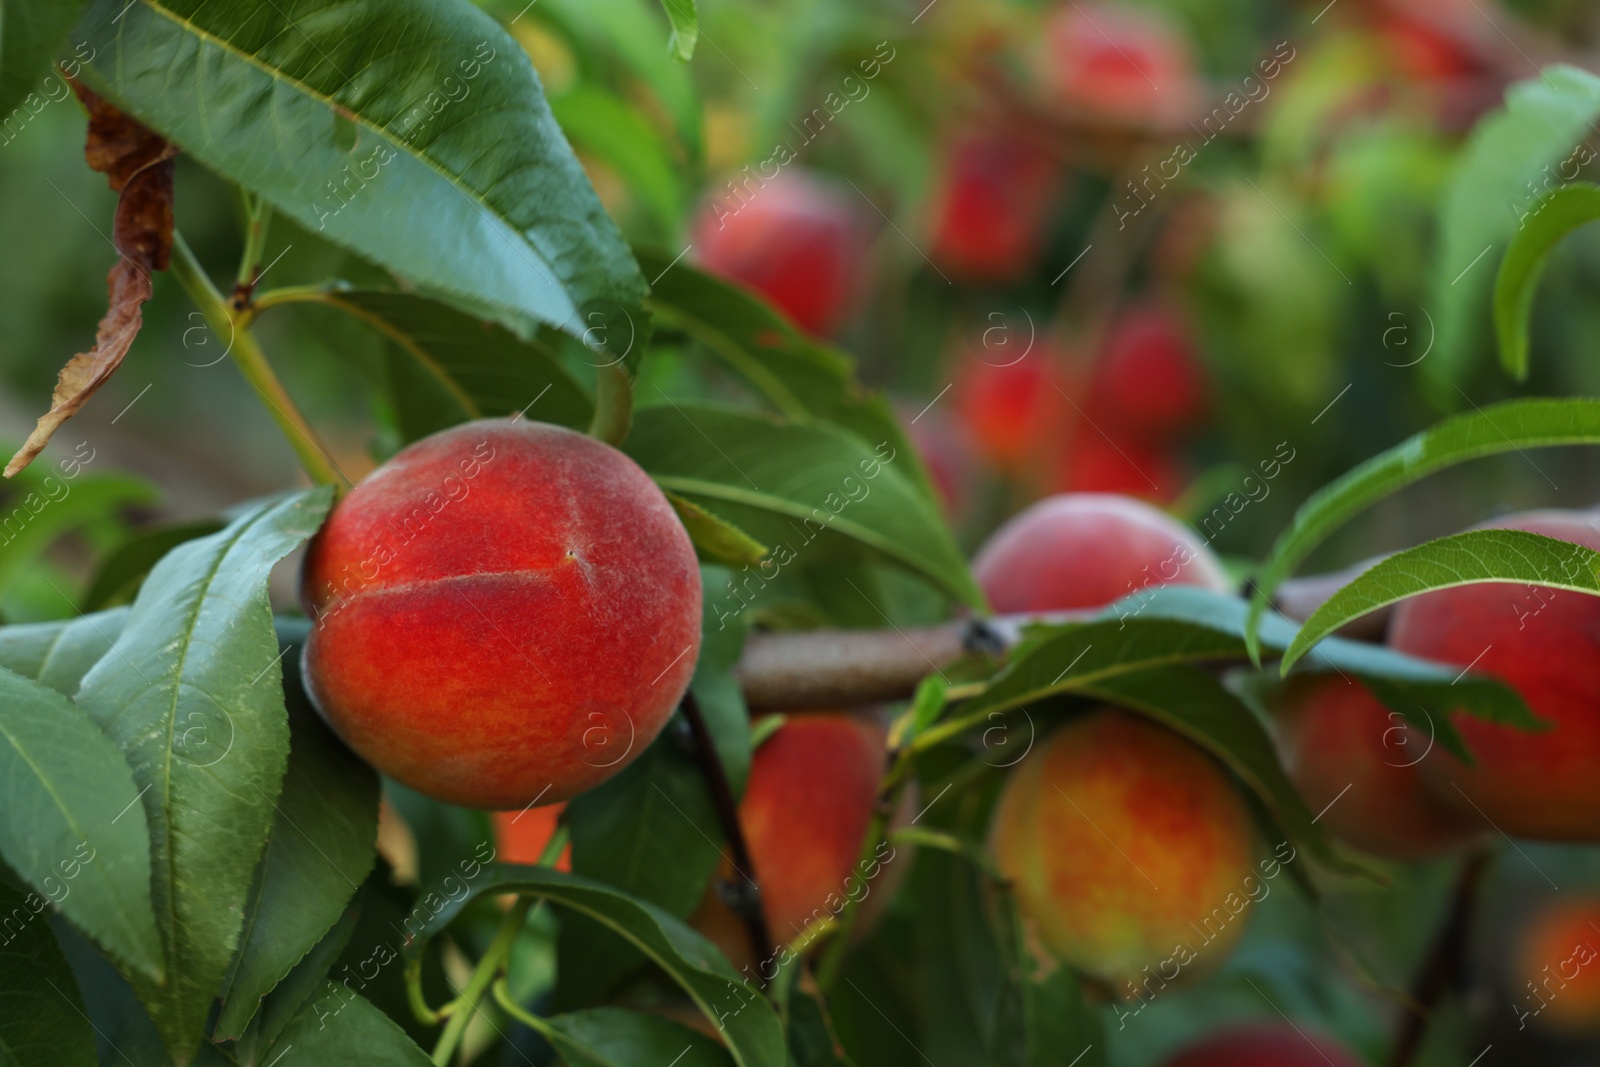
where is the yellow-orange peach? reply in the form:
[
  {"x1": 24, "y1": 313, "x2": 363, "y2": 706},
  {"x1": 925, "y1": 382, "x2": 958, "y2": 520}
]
[
  {"x1": 300, "y1": 419, "x2": 701, "y2": 810},
  {"x1": 990, "y1": 709, "x2": 1262, "y2": 993}
]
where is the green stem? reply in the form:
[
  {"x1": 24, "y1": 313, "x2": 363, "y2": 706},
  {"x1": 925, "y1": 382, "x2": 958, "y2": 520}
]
[
  {"x1": 169, "y1": 234, "x2": 347, "y2": 489},
  {"x1": 246, "y1": 283, "x2": 336, "y2": 321},
  {"x1": 430, "y1": 897, "x2": 533, "y2": 1067},
  {"x1": 588, "y1": 363, "x2": 634, "y2": 446},
  {"x1": 234, "y1": 193, "x2": 272, "y2": 302},
  {"x1": 428, "y1": 824, "x2": 568, "y2": 1064}
]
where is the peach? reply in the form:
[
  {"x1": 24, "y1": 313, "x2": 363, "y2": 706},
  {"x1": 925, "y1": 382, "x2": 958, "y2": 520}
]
[
  {"x1": 1511, "y1": 896, "x2": 1600, "y2": 1033},
  {"x1": 692, "y1": 713, "x2": 895, "y2": 971},
  {"x1": 1388, "y1": 510, "x2": 1600, "y2": 841},
  {"x1": 926, "y1": 129, "x2": 1061, "y2": 282},
  {"x1": 300, "y1": 419, "x2": 702, "y2": 810},
  {"x1": 1160, "y1": 1023, "x2": 1364, "y2": 1066},
  {"x1": 1043, "y1": 2, "x2": 1196, "y2": 126},
  {"x1": 990, "y1": 710, "x2": 1261, "y2": 993},
  {"x1": 692, "y1": 169, "x2": 864, "y2": 337},
  {"x1": 492, "y1": 803, "x2": 571, "y2": 872},
  {"x1": 1274, "y1": 675, "x2": 1486, "y2": 861},
  {"x1": 972, "y1": 492, "x2": 1230, "y2": 614},
  {"x1": 1086, "y1": 305, "x2": 1208, "y2": 441},
  {"x1": 952, "y1": 342, "x2": 1073, "y2": 472}
]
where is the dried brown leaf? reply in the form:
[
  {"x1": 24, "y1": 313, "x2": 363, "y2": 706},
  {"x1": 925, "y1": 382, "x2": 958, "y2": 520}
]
[{"x1": 5, "y1": 82, "x2": 177, "y2": 477}]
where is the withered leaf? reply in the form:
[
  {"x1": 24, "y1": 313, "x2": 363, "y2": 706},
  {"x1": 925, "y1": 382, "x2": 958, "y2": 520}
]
[{"x1": 5, "y1": 81, "x2": 177, "y2": 478}]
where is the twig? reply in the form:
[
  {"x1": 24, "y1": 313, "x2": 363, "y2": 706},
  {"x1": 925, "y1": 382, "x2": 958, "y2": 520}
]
[
  {"x1": 1385, "y1": 848, "x2": 1493, "y2": 1067},
  {"x1": 679, "y1": 690, "x2": 773, "y2": 965},
  {"x1": 732, "y1": 571, "x2": 1386, "y2": 711},
  {"x1": 169, "y1": 234, "x2": 347, "y2": 489}
]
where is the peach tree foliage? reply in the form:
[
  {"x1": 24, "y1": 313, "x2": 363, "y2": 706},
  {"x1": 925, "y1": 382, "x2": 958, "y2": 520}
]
[{"x1": 0, "y1": 2, "x2": 1595, "y2": 1066}]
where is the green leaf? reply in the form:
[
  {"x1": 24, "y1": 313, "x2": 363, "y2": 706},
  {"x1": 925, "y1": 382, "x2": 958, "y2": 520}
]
[
  {"x1": 0, "y1": 0, "x2": 88, "y2": 117},
  {"x1": 0, "y1": 471, "x2": 158, "y2": 600},
  {"x1": 626, "y1": 404, "x2": 980, "y2": 606},
  {"x1": 251, "y1": 989, "x2": 432, "y2": 1065},
  {"x1": 74, "y1": 489, "x2": 335, "y2": 1063},
  {"x1": 657, "y1": 0, "x2": 697, "y2": 61},
  {"x1": 1495, "y1": 182, "x2": 1600, "y2": 380},
  {"x1": 76, "y1": 0, "x2": 646, "y2": 353},
  {"x1": 1284, "y1": 529, "x2": 1600, "y2": 672},
  {"x1": 1246, "y1": 397, "x2": 1600, "y2": 656},
  {"x1": 528, "y1": 1007, "x2": 734, "y2": 1066},
  {"x1": 214, "y1": 621, "x2": 379, "y2": 1040},
  {"x1": 785, "y1": 986, "x2": 855, "y2": 1067},
  {"x1": 560, "y1": 726, "x2": 725, "y2": 1005},
  {"x1": 0, "y1": 607, "x2": 128, "y2": 695},
  {"x1": 406, "y1": 866, "x2": 785, "y2": 1067},
  {"x1": 639, "y1": 254, "x2": 942, "y2": 507},
  {"x1": 992, "y1": 889, "x2": 1103, "y2": 1067},
  {"x1": 233, "y1": 907, "x2": 360, "y2": 1058},
  {"x1": 667, "y1": 492, "x2": 768, "y2": 567},
  {"x1": 0, "y1": 876, "x2": 97, "y2": 1067},
  {"x1": 0, "y1": 668, "x2": 162, "y2": 983},
  {"x1": 82, "y1": 521, "x2": 226, "y2": 611},
  {"x1": 1429, "y1": 65, "x2": 1600, "y2": 389},
  {"x1": 271, "y1": 288, "x2": 595, "y2": 443},
  {"x1": 552, "y1": 87, "x2": 686, "y2": 237}
]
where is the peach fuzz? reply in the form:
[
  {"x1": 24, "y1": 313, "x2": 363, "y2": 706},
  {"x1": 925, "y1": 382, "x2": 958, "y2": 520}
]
[
  {"x1": 1388, "y1": 509, "x2": 1600, "y2": 841},
  {"x1": 972, "y1": 492, "x2": 1230, "y2": 614},
  {"x1": 1275, "y1": 674, "x2": 1486, "y2": 861},
  {"x1": 300, "y1": 419, "x2": 701, "y2": 810},
  {"x1": 693, "y1": 712, "x2": 895, "y2": 971},
  {"x1": 1160, "y1": 1023, "x2": 1364, "y2": 1067},
  {"x1": 692, "y1": 169, "x2": 863, "y2": 337},
  {"x1": 990, "y1": 709, "x2": 1261, "y2": 992},
  {"x1": 1511, "y1": 896, "x2": 1600, "y2": 1033}
]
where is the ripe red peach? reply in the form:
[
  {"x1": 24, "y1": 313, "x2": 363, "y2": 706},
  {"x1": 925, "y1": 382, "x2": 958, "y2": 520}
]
[
  {"x1": 1043, "y1": 2, "x2": 1196, "y2": 126},
  {"x1": 972, "y1": 492, "x2": 1230, "y2": 613},
  {"x1": 300, "y1": 419, "x2": 702, "y2": 810},
  {"x1": 492, "y1": 803, "x2": 571, "y2": 872},
  {"x1": 926, "y1": 129, "x2": 1061, "y2": 282},
  {"x1": 952, "y1": 342, "x2": 1073, "y2": 472},
  {"x1": 990, "y1": 709, "x2": 1262, "y2": 992},
  {"x1": 1511, "y1": 896, "x2": 1600, "y2": 1033},
  {"x1": 691, "y1": 169, "x2": 864, "y2": 337},
  {"x1": 1389, "y1": 510, "x2": 1600, "y2": 841},
  {"x1": 1087, "y1": 305, "x2": 1208, "y2": 440},
  {"x1": 692, "y1": 712, "x2": 896, "y2": 971},
  {"x1": 1274, "y1": 675, "x2": 1486, "y2": 861},
  {"x1": 1160, "y1": 1023, "x2": 1364, "y2": 1067}
]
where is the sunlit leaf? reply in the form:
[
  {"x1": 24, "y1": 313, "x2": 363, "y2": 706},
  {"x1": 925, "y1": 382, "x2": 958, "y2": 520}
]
[
  {"x1": 1284, "y1": 529, "x2": 1600, "y2": 672},
  {"x1": 1246, "y1": 398, "x2": 1600, "y2": 657}
]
